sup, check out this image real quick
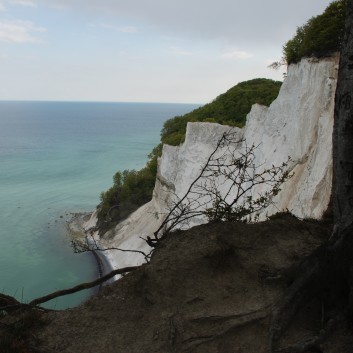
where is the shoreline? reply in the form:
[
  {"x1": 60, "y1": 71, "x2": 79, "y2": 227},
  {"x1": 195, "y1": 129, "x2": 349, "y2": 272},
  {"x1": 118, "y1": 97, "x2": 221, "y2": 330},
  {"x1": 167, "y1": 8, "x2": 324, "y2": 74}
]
[
  {"x1": 67, "y1": 212, "x2": 116, "y2": 286},
  {"x1": 68, "y1": 204, "x2": 156, "y2": 283}
]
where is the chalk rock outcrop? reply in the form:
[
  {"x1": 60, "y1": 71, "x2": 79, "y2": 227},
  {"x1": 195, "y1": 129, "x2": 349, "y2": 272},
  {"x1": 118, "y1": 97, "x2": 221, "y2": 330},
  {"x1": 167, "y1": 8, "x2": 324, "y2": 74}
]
[{"x1": 85, "y1": 55, "x2": 339, "y2": 270}]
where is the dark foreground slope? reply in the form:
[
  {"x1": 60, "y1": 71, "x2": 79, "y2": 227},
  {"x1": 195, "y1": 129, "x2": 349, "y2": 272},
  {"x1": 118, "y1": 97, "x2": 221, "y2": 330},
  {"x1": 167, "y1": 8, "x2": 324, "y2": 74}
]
[{"x1": 22, "y1": 215, "x2": 353, "y2": 352}]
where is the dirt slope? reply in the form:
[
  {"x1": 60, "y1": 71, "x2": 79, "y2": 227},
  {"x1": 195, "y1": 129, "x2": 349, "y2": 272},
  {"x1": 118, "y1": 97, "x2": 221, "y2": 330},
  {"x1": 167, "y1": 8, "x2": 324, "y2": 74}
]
[{"x1": 32, "y1": 215, "x2": 353, "y2": 353}]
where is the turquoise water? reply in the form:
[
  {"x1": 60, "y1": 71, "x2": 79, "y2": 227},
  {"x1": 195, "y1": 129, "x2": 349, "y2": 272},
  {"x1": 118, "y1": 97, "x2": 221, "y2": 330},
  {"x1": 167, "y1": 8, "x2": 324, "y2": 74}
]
[{"x1": 0, "y1": 101, "x2": 198, "y2": 308}]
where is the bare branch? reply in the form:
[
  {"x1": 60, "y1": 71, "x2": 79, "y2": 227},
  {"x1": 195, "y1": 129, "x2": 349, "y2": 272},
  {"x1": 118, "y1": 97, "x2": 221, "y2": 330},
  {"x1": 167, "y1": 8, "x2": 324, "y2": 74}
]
[
  {"x1": 153, "y1": 130, "x2": 293, "y2": 241},
  {"x1": 28, "y1": 266, "x2": 139, "y2": 307},
  {"x1": 0, "y1": 266, "x2": 139, "y2": 312}
]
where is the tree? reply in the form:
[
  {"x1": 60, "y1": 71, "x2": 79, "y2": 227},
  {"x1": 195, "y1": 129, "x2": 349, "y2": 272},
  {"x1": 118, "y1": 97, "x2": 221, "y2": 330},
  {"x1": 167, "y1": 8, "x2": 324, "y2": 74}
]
[
  {"x1": 97, "y1": 156, "x2": 158, "y2": 233},
  {"x1": 153, "y1": 130, "x2": 292, "y2": 240},
  {"x1": 333, "y1": 0, "x2": 353, "y2": 231},
  {"x1": 160, "y1": 78, "x2": 282, "y2": 146},
  {"x1": 283, "y1": 0, "x2": 346, "y2": 64}
]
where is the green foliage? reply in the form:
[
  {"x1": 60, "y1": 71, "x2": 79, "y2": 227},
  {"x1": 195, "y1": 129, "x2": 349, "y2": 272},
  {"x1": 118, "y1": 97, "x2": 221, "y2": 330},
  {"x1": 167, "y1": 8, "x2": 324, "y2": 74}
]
[
  {"x1": 98, "y1": 156, "x2": 157, "y2": 231},
  {"x1": 283, "y1": 0, "x2": 346, "y2": 64},
  {"x1": 160, "y1": 78, "x2": 282, "y2": 146}
]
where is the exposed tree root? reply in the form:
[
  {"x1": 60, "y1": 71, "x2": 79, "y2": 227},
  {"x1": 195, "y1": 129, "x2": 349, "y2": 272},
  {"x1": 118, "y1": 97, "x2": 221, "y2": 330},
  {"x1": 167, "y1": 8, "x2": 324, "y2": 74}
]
[
  {"x1": 184, "y1": 307, "x2": 271, "y2": 350},
  {"x1": 274, "y1": 313, "x2": 344, "y2": 353}
]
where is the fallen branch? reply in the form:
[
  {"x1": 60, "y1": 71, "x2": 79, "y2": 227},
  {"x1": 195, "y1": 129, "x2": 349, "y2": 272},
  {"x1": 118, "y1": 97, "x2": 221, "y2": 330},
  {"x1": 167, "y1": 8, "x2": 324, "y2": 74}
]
[
  {"x1": 0, "y1": 266, "x2": 140, "y2": 312},
  {"x1": 29, "y1": 265, "x2": 139, "y2": 307}
]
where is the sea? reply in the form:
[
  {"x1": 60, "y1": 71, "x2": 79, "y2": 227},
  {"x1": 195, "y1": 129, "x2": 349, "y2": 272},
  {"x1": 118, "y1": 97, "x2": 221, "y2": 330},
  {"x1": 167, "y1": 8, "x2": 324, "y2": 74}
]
[{"x1": 0, "y1": 101, "x2": 199, "y2": 309}]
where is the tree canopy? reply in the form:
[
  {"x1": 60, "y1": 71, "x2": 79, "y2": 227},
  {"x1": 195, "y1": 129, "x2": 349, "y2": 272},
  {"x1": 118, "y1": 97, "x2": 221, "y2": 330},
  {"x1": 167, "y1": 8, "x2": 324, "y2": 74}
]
[
  {"x1": 283, "y1": 0, "x2": 346, "y2": 64},
  {"x1": 161, "y1": 78, "x2": 282, "y2": 146}
]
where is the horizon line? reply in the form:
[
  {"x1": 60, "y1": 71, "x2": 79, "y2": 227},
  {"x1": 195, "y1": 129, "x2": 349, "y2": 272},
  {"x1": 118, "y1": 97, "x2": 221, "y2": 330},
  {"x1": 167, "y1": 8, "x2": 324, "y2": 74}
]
[{"x1": 0, "y1": 99, "x2": 204, "y2": 106}]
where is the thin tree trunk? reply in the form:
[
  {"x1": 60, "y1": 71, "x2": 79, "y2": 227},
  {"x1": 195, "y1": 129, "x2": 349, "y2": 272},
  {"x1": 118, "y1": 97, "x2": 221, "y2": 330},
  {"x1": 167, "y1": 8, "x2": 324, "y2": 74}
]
[
  {"x1": 333, "y1": 0, "x2": 353, "y2": 231},
  {"x1": 269, "y1": 4, "x2": 353, "y2": 351}
]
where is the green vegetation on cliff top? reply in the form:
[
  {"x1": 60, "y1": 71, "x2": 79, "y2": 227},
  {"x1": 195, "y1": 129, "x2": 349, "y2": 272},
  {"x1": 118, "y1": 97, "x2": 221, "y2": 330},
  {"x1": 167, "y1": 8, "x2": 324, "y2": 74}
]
[
  {"x1": 283, "y1": 0, "x2": 345, "y2": 64},
  {"x1": 161, "y1": 78, "x2": 281, "y2": 146},
  {"x1": 97, "y1": 78, "x2": 282, "y2": 231}
]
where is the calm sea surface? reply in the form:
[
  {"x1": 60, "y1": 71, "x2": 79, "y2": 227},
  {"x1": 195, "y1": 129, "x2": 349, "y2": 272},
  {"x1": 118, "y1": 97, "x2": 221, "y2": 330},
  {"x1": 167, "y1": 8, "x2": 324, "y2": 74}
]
[{"x1": 0, "y1": 101, "x2": 198, "y2": 308}]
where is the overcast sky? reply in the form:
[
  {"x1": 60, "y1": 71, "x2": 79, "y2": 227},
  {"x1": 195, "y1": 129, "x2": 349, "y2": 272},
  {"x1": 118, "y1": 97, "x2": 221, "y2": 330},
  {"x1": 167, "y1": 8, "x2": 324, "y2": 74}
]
[{"x1": 0, "y1": 0, "x2": 333, "y2": 103}]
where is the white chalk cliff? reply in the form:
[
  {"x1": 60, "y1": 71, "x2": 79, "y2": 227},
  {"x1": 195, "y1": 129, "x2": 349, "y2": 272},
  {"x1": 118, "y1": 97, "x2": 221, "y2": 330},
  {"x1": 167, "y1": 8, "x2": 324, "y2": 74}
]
[{"x1": 84, "y1": 54, "x2": 339, "y2": 270}]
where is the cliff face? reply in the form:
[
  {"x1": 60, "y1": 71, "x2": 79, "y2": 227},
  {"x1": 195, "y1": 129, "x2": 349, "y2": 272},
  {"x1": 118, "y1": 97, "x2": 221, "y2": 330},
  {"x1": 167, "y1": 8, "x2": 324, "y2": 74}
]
[
  {"x1": 244, "y1": 55, "x2": 338, "y2": 218},
  {"x1": 155, "y1": 55, "x2": 339, "y2": 223},
  {"x1": 86, "y1": 55, "x2": 339, "y2": 270}
]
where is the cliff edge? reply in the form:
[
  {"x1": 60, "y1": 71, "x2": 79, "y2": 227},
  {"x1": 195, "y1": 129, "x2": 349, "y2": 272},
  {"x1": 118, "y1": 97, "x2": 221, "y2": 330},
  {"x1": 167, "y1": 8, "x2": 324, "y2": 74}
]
[{"x1": 86, "y1": 54, "x2": 339, "y2": 271}]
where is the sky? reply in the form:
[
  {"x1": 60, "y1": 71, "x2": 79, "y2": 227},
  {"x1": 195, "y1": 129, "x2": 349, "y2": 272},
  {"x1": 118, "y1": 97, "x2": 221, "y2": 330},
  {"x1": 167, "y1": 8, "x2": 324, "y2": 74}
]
[{"x1": 0, "y1": 0, "x2": 333, "y2": 103}]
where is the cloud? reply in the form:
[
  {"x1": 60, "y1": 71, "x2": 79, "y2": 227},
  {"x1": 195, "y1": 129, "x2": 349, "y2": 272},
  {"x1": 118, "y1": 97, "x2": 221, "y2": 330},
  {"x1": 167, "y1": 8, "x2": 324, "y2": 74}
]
[
  {"x1": 9, "y1": 0, "x2": 37, "y2": 7},
  {"x1": 97, "y1": 23, "x2": 138, "y2": 33},
  {"x1": 0, "y1": 1, "x2": 5, "y2": 10},
  {"x1": 36, "y1": 0, "x2": 332, "y2": 47},
  {"x1": 169, "y1": 46, "x2": 192, "y2": 56},
  {"x1": 222, "y1": 49, "x2": 253, "y2": 60},
  {"x1": 0, "y1": 20, "x2": 45, "y2": 43}
]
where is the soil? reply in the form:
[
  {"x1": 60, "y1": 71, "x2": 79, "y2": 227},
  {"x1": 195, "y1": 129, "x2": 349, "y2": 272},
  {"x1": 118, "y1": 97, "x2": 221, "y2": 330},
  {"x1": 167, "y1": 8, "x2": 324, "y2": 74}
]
[{"x1": 6, "y1": 214, "x2": 353, "y2": 352}]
